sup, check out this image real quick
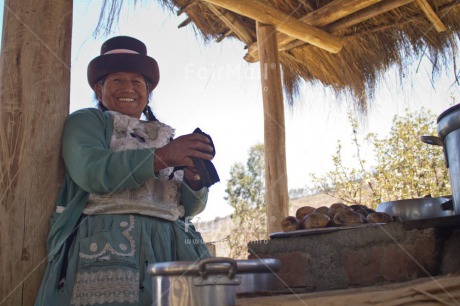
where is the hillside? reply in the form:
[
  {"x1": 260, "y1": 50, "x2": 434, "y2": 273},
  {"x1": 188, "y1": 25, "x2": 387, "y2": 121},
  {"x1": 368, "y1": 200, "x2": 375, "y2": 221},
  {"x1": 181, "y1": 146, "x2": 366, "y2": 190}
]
[{"x1": 195, "y1": 193, "x2": 342, "y2": 257}]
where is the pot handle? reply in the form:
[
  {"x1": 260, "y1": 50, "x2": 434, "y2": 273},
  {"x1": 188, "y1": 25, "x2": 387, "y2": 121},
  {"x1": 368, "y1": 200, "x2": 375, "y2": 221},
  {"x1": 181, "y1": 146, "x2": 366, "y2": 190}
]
[
  {"x1": 419, "y1": 135, "x2": 449, "y2": 168},
  {"x1": 198, "y1": 257, "x2": 237, "y2": 280},
  {"x1": 441, "y1": 199, "x2": 454, "y2": 211},
  {"x1": 419, "y1": 135, "x2": 443, "y2": 146}
]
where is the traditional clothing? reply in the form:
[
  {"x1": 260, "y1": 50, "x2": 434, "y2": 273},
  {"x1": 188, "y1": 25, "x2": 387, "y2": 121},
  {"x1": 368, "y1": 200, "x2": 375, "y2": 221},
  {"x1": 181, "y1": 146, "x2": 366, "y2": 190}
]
[{"x1": 35, "y1": 108, "x2": 210, "y2": 306}]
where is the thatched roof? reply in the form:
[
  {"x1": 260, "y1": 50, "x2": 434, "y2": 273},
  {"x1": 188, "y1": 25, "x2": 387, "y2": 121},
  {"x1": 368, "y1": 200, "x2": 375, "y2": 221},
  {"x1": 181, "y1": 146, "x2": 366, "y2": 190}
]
[{"x1": 98, "y1": 0, "x2": 460, "y2": 112}]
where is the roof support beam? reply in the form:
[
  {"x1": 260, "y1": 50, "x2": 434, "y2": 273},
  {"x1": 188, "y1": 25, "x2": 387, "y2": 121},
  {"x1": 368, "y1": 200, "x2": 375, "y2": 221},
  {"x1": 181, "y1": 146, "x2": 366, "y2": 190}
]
[
  {"x1": 202, "y1": 2, "x2": 255, "y2": 44},
  {"x1": 279, "y1": 0, "x2": 417, "y2": 55},
  {"x1": 256, "y1": 22, "x2": 289, "y2": 235},
  {"x1": 201, "y1": 0, "x2": 344, "y2": 54},
  {"x1": 244, "y1": 0, "x2": 385, "y2": 62},
  {"x1": 324, "y1": 0, "x2": 415, "y2": 33},
  {"x1": 177, "y1": 0, "x2": 200, "y2": 16},
  {"x1": 415, "y1": 0, "x2": 447, "y2": 32}
]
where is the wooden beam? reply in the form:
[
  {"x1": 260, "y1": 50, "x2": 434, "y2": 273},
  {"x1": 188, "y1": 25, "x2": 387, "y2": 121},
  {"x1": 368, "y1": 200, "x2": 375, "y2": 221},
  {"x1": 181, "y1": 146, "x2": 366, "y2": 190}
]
[
  {"x1": 279, "y1": 0, "x2": 416, "y2": 53},
  {"x1": 203, "y1": 2, "x2": 255, "y2": 44},
  {"x1": 324, "y1": 0, "x2": 415, "y2": 33},
  {"x1": 0, "y1": 0, "x2": 72, "y2": 304},
  {"x1": 201, "y1": 0, "x2": 344, "y2": 54},
  {"x1": 415, "y1": 0, "x2": 447, "y2": 32},
  {"x1": 256, "y1": 22, "x2": 289, "y2": 235},
  {"x1": 216, "y1": 29, "x2": 233, "y2": 42},
  {"x1": 245, "y1": 0, "x2": 385, "y2": 62},
  {"x1": 177, "y1": 0, "x2": 200, "y2": 16},
  {"x1": 342, "y1": 1, "x2": 458, "y2": 37}
]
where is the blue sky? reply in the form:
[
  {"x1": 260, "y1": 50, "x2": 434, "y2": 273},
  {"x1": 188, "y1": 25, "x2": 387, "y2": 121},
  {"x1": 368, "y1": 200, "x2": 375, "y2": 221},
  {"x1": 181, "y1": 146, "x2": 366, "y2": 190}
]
[{"x1": 2, "y1": 1, "x2": 459, "y2": 220}]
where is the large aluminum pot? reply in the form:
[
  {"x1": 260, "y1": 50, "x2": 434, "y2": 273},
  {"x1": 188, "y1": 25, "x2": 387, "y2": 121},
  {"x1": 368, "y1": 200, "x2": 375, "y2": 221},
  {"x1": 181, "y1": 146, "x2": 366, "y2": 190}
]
[
  {"x1": 148, "y1": 257, "x2": 280, "y2": 306},
  {"x1": 420, "y1": 103, "x2": 460, "y2": 215},
  {"x1": 376, "y1": 196, "x2": 454, "y2": 221}
]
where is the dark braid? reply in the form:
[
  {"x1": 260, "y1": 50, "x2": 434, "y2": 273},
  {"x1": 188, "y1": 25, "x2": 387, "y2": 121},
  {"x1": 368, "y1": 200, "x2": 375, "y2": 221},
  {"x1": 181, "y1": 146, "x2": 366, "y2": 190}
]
[
  {"x1": 98, "y1": 101, "x2": 109, "y2": 112},
  {"x1": 144, "y1": 105, "x2": 158, "y2": 122}
]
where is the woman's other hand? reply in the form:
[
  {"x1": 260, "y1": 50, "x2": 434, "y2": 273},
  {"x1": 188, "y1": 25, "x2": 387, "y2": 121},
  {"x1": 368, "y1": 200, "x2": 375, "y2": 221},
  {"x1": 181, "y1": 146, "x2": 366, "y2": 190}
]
[{"x1": 154, "y1": 133, "x2": 214, "y2": 171}]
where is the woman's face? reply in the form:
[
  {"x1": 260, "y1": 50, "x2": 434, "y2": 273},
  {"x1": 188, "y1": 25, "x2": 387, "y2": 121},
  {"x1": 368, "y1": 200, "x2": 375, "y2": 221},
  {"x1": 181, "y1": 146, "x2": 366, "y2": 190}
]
[{"x1": 95, "y1": 72, "x2": 149, "y2": 118}]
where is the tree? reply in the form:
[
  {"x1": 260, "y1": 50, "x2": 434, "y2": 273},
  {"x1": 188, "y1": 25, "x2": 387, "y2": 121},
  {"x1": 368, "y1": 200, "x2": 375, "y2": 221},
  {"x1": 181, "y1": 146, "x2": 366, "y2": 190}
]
[
  {"x1": 225, "y1": 144, "x2": 266, "y2": 259},
  {"x1": 312, "y1": 108, "x2": 451, "y2": 208}
]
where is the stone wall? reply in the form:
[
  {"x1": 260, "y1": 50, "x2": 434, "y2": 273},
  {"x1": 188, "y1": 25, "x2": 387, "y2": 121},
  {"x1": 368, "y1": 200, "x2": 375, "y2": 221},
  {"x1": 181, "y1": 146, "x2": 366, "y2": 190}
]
[{"x1": 248, "y1": 221, "x2": 460, "y2": 293}]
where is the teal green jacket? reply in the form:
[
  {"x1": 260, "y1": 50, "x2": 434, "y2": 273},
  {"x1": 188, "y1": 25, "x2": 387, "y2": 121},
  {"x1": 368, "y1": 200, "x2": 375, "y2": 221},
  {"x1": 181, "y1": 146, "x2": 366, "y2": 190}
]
[{"x1": 46, "y1": 108, "x2": 208, "y2": 260}]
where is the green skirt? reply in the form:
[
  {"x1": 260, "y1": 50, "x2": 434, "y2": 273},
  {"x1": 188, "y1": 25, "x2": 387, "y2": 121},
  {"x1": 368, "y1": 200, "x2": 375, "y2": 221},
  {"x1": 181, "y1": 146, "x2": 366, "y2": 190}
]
[{"x1": 35, "y1": 214, "x2": 210, "y2": 306}]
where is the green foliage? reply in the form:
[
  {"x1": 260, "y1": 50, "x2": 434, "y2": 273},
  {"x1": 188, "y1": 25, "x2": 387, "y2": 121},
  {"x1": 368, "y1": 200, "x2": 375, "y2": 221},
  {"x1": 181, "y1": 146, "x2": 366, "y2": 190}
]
[
  {"x1": 225, "y1": 144, "x2": 266, "y2": 259},
  {"x1": 311, "y1": 108, "x2": 450, "y2": 208}
]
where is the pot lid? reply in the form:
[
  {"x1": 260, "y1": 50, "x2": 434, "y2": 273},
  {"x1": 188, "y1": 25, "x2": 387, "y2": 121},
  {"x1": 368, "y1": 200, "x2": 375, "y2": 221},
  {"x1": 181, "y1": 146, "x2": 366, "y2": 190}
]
[{"x1": 148, "y1": 257, "x2": 280, "y2": 276}]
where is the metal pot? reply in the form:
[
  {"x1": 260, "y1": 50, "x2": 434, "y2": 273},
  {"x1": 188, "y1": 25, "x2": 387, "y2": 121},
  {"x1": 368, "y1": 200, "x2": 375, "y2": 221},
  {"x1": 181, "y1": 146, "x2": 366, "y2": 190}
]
[
  {"x1": 148, "y1": 257, "x2": 280, "y2": 306},
  {"x1": 420, "y1": 103, "x2": 460, "y2": 215},
  {"x1": 376, "y1": 196, "x2": 454, "y2": 221}
]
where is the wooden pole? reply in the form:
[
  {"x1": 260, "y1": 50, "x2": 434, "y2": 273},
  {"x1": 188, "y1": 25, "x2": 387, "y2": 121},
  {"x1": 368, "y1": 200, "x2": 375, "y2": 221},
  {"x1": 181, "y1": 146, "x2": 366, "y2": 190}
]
[
  {"x1": 256, "y1": 22, "x2": 289, "y2": 235},
  {"x1": 244, "y1": 0, "x2": 384, "y2": 62},
  {"x1": 415, "y1": 0, "x2": 447, "y2": 32},
  {"x1": 0, "y1": 0, "x2": 72, "y2": 305},
  {"x1": 201, "y1": 0, "x2": 343, "y2": 53}
]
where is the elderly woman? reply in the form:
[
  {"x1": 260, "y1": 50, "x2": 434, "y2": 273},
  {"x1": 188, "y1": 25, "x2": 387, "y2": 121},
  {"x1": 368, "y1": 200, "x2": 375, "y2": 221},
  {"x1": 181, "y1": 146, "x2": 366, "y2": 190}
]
[{"x1": 35, "y1": 36, "x2": 215, "y2": 306}]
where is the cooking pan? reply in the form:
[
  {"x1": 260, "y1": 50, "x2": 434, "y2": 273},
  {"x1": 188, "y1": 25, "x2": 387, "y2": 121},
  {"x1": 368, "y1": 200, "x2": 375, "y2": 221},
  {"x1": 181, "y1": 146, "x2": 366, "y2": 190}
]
[{"x1": 376, "y1": 196, "x2": 454, "y2": 221}]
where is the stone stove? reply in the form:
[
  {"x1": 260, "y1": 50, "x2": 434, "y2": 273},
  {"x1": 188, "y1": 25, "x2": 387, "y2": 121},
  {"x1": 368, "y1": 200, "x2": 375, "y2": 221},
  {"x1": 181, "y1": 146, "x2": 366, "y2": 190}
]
[{"x1": 247, "y1": 216, "x2": 460, "y2": 293}]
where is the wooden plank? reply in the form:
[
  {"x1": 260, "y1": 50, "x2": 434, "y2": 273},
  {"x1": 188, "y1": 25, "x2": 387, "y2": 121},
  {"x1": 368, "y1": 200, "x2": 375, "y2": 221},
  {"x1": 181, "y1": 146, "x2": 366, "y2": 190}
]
[
  {"x1": 416, "y1": 0, "x2": 447, "y2": 32},
  {"x1": 245, "y1": 0, "x2": 384, "y2": 62},
  {"x1": 203, "y1": 2, "x2": 255, "y2": 44},
  {"x1": 256, "y1": 22, "x2": 289, "y2": 235},
  {"x1": 202, "y1": 0, "x2": 344, "y2": 53},
  {"x1": 0, "y1": 0, "x2": 72, "y2": 304}
]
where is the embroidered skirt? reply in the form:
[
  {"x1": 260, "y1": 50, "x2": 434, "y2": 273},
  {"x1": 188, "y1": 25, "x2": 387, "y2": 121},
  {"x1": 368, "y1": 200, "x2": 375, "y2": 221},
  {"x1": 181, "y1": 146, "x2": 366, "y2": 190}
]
[{"x1": 35, "y1": 214, "x2": 210, "y2": 306}]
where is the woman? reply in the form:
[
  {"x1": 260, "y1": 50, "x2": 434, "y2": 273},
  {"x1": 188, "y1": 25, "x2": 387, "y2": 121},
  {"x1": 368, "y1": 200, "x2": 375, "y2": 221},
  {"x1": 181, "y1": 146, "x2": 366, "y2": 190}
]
[{"x1": 35, "y1": 36, "x2": 214, "y2": 306}]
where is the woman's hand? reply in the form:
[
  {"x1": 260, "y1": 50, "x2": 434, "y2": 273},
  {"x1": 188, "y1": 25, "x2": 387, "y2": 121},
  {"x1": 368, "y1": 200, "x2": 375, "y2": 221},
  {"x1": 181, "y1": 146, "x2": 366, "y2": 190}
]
[
  {"x1": 154, "y1": 133, "x2": 214, "y2": 171},
  {"x1": 183, "y1": 165, "x2": 204, "y2": 190}
]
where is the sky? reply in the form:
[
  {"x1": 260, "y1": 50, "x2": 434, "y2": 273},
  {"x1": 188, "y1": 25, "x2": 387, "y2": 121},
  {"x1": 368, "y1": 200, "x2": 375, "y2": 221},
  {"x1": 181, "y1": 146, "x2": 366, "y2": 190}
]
[{"x1": 3, "y1": 1, "x2": 460, "y2": 221}]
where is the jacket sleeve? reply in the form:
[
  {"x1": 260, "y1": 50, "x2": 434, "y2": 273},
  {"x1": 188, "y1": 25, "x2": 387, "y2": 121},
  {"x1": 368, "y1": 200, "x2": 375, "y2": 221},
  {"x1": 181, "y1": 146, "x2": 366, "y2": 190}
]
[
  {"x1": 61, "y1": 109, "x2": 156, "y2": 194},
  {"x1": 180, "y1": 182, "x2": 208, "y2": 217}
]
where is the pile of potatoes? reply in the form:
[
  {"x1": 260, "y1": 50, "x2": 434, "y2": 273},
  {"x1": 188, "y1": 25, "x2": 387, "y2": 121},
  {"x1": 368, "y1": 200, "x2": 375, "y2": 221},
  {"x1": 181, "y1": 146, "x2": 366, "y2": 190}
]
[{"x1": 280, "y1": 203, "x2": 398, "y2": 232}]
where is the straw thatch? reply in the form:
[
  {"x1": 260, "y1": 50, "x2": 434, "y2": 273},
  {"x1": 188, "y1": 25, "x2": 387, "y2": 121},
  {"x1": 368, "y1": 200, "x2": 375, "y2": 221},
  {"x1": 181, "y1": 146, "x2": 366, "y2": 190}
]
[{"x1": 97, "y1": 0, "x2": 460, "y2": 112}]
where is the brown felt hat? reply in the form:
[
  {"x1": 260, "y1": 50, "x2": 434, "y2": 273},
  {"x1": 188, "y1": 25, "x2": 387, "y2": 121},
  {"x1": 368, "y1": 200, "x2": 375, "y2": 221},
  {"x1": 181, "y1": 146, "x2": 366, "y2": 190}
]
[{"x1": 87, "y1": 36, "x2": 160, "y2": 91}]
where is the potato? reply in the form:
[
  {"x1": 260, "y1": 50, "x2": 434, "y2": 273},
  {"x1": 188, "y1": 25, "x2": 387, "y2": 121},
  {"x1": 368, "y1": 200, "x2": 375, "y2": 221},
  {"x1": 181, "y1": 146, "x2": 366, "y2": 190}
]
[
  {"x1": 295, "y1": 206, "x2": 315, "y2": 220},
  {"x1": 314, "y1": 206, "x2": 332, "y2": 218},
  {"x1": 332, "y1": 210, "x2": 365, "y2": 226},
  {"x1": 367, "y1": 212, "x2": 393, "y2": 223},
  {"x1": 280, "y1": 216, "x2": 300, "y2": 232},
  {"x1": 350, "y1": 204, "x2": 375, "y2": 217},
  {"x1": 301, "y1": 213, "x2": 330, "y2": 229},
  {"x1": 330, "y1": 203, "x2": 351, "y2": 215}
]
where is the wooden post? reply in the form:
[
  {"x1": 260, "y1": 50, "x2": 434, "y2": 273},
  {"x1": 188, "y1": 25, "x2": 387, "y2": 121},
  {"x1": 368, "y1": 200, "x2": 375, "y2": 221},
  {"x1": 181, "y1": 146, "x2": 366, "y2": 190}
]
[
  {"x1": 256, "y1": 22, "x2": 289, "y2": 235},
  {"x1": 0, "y1": 0, "x2": 72, "y2": 305}
]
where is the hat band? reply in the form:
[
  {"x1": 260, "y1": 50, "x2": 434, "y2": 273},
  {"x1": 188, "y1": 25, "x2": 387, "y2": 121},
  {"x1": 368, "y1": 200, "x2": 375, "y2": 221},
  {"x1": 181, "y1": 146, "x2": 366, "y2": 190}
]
[{"x1": 104, "y1": 49, "x2": 140, "y2": 55}]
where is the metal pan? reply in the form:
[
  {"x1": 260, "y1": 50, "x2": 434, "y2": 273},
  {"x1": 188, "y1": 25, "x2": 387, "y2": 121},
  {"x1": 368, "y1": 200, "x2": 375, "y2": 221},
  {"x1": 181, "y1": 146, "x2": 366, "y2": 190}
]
[{"x1": 376, "y1": 196, "x2": 454, "y2": 221}]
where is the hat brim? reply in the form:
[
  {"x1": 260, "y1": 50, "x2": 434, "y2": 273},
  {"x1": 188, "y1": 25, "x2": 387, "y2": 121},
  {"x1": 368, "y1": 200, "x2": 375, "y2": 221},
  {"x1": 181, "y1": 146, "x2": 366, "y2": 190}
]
[{"x1": 87, "y1": 54, "x2": 160, "y2": 91}]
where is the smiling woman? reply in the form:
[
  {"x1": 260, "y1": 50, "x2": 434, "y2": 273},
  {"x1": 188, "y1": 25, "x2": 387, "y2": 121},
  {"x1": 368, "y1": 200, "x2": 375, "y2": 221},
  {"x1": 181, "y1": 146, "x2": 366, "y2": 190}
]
[
  {"x1": 34, "y1": 36, "x2": 217, "y2": 306},
  {"x1": 95, "y1": 72, "x2": 151, "y2": 118}
]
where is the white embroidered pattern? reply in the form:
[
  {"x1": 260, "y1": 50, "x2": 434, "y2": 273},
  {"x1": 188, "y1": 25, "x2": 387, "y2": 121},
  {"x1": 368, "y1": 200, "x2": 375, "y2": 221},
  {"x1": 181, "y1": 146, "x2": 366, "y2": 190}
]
[
  {"x1": 86, "y1": 112, "x2": 185, "y2": 220},
  {"x1": 79, "y1": 215, "x2": 136, "y2": 259},
  {"x1": 70, "y1": 268, "x2": 139, "y2": 305}
]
